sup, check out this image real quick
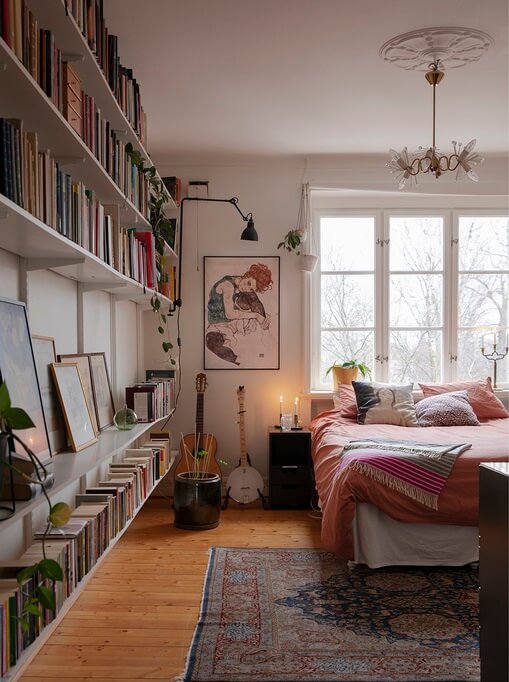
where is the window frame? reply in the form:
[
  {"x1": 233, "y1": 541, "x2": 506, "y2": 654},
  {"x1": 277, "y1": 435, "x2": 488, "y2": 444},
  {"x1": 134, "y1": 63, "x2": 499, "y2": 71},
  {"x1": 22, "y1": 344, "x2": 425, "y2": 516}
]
[{"x1": 309, "y1": 204, "x2": 508, "y2": 392}]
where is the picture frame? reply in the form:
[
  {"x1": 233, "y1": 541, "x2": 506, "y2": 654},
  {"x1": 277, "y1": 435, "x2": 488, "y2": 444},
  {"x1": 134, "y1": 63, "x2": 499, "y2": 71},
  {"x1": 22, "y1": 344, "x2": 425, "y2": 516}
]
[
  {"x1": 203, "y1": 257, "x2": 280, "y2": 370},
  {"x1": 50, "y1": 363, "x2": 97, "y2": 452},
  {"x1": 57, "y1": 353, "x2": 99, "y2": 435},
  {"x1": 32, "y1": 336, "x2": 66, "y2": 454},
  {"x1": 88, "y1": 352, "x2": 115, "y2": 430},
  {"x1": 0, "y1": 297, "x2": 51, "y2": 459}
]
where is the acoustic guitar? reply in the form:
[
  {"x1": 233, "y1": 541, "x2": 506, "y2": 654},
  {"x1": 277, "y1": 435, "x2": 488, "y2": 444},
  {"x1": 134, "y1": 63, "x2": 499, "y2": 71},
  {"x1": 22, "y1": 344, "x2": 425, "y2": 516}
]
[
  {"x1": 225, "y1": 386, "x2": 264, "y2": 504},
  {"x1": 174, "y1": 373, "x2": 221, "y2": 477}
]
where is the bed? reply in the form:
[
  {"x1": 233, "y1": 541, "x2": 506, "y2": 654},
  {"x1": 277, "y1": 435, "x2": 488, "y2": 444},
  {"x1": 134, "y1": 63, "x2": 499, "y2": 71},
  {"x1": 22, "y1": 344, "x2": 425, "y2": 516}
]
[{"x1": 310, "y1": 383, "x2": 509, "y2": 568}]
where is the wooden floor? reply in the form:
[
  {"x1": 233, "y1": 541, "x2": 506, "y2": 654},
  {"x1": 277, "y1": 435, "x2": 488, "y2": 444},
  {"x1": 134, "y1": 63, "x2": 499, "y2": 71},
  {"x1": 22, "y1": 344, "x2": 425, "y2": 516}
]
[{"x1": 19, "y1": 497, "x2": 323, "y2": 681}]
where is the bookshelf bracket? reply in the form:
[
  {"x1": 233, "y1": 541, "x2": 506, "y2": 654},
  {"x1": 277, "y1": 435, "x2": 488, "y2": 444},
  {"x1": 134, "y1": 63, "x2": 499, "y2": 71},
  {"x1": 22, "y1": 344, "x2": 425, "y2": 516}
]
[
  {"x1": 0, "y1": 62, "x2": 6, "y2": 71},
  {"x1": 61, "y1": 52, "x2": 85, "y2": 63},
  {"x1": 81, "y1": 282, "x2": 127, "y2": 293},
  {"x1": 25, "y1": 257, "x2": 85, "y2": 271}
]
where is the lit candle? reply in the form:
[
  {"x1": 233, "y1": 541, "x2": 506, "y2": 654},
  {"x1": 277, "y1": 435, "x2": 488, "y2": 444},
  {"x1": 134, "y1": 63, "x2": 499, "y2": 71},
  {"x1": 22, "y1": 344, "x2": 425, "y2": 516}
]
[
  {"x1": 493, "y1": 332, "x2": 496, "y2": 350},
  {"x1": 481, "y1": 333, "x2": 485, "y2": 353},
  {"x1": 279, "y1": 395, "x2": 283, "y2": 420},
  {"x1": 294, "y1": 397, "x2": 299, "y2": 417}
]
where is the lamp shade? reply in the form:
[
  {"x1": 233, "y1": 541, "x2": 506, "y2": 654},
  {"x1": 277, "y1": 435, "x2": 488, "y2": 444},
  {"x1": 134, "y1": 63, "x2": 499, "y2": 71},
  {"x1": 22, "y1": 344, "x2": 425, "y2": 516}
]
[{"x1": 240, "y1": 217, "x2": 258, "y2": 241}]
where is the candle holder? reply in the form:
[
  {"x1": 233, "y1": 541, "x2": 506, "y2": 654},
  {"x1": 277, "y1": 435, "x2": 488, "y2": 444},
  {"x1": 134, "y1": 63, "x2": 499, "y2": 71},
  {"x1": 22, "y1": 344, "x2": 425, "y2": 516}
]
[{"x1": 481, "y1": 345, "x2": 509, "y2": 389}]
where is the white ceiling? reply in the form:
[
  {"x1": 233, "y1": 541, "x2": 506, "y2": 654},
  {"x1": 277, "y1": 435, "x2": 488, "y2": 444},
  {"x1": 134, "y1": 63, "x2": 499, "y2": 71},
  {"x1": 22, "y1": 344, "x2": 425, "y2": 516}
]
[{"x1": 103, "y1": 0, "x2": 509, "y2": 162}]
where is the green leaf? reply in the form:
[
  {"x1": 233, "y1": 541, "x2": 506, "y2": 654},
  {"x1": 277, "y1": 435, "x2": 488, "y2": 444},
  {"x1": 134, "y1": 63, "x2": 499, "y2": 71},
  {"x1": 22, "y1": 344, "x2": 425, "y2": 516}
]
[
  {"x1": 160, "y1": 314, "x2": 166, "y2": 323},
  {"x1": 38, "y1": 559, "x2": 64, "y2": 581},
  {"x1": 49, "y1": 502, "x2": 72, "y2": 528},
  {"x1": 0, "y1": 382, "x2": 11, "y2": 414},
  {"x1": 158, "y1": 326, "x2": 165, "y2": 335},
  {"x1": 16, "y1": 564, "x2": 39, "y2": 584},
  {"x1": 36, "y1": 585, "x2": 55, "y2": 610},
  {"x1": 3, "y1": 406, "x2": 35, "y2": 429},
  {"x1": 25, "y1": 603, "x2": 42, "y2": 617},
  {"x1": 162, "y1": 341, "x2": 173, "y2": 353},
  {"x1": 19, "y1": 618, "x2": 30, "y2": 633}
]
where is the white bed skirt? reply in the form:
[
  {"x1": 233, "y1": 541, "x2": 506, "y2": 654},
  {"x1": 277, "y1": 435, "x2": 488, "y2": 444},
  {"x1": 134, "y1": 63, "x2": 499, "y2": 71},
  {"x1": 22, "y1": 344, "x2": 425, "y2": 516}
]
[{"x1": 352, "y1": 503, "x2": 479, "y2": 568}]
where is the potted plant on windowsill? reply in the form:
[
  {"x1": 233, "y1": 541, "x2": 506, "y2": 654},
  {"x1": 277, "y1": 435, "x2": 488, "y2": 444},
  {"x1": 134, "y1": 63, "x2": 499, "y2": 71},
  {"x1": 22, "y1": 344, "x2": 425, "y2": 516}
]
[
  {"x1": 0, "y1": 382, "x2": 71, "y2": 630},
  {"x1": 326, "y1": 360, "x2": 372, "y2": 388}
]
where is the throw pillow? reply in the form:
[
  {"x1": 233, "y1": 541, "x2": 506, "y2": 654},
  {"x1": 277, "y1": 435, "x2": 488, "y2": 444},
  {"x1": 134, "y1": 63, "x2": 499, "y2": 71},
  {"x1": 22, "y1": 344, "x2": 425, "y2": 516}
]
[
  {"x1": 415, "y1": 391, "x2": 480, "y2": 427},
  {"x1": 332, "y1": 384, "x2": 358, "y2": 420},
  {"x1": 418, "y1": 377, "x2": 508, "y2": 420},
  {"x1": 352, "y1": 381, "x2": 418, "y2": 426}
]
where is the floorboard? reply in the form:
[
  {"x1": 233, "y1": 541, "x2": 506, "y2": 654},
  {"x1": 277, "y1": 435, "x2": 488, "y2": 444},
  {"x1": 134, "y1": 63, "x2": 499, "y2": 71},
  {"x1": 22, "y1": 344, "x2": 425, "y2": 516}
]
[{"x1": 19, "y1": 497, "x2": 322, "y2": 681}]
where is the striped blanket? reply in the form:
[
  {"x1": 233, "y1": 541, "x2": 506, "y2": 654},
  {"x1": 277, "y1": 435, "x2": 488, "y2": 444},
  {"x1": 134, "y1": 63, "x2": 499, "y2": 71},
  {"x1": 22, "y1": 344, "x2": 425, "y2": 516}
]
[{"x1": 339, "y1": 438, "x2": 472, "y2": 510}]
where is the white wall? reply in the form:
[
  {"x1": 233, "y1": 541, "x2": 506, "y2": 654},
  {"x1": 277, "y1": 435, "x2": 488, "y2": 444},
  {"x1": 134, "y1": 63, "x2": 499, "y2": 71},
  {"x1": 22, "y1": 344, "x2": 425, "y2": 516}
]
[{"x1": 148, "y1": 161, "x2": 313, "y2": 486}]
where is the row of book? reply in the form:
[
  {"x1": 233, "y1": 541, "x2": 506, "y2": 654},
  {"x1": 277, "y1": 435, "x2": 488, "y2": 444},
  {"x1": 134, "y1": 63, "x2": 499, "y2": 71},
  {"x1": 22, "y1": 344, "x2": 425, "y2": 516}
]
[
  {"x1": 0, "y1": 109, "x2": 150, "y2": 219},
  {"x1": 126, "y1": 379, "x2": 176, "y2": 423},
  {"x1": 119, "y1": 228, "x2": 157, "y2": 290},
  {"x1": 0, "y1": 0, "x2": 146, "y2": 146},
  {"x1": 64, "y1": 0, "x2": 147, "y2": 144},
  {"x1": 0, "y1": 434, "x2": 172, "y2": 676}
]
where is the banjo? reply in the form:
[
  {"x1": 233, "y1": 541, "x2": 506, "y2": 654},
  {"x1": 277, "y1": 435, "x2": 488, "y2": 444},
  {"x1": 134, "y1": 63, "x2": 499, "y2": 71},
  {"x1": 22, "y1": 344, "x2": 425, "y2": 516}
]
[{"x1": 226, "y1": 386, "x2": 264, "y2": 504}]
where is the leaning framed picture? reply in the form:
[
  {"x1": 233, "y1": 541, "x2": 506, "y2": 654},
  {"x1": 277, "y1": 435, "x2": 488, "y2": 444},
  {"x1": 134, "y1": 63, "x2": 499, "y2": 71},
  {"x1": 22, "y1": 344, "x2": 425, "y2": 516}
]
[
  {"x1": 88, "y1": 352, "x2": 115, "y2": 430},
  {"x1": 50, "y1": 363, "x2": 97, "y2": 452},
  {"x1": 203, "y1": 257, "x2": 280, "y2": 370},
  {"x1": 32, "y1": 336, "x2": 66, "y2": 454},
  {"x1": 57, "y1": 353, "x2": 99, "y2": 435},
  {"x1": 0, "y1": 297, "x2": 51, "y2": 459}
]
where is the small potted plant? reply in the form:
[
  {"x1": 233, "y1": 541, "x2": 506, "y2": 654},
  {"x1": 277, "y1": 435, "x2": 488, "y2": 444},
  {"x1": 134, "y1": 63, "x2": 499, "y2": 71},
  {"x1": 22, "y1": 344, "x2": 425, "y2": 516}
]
[{"x1": 325, "y1": 359, "x2": 371, "y2": 388}]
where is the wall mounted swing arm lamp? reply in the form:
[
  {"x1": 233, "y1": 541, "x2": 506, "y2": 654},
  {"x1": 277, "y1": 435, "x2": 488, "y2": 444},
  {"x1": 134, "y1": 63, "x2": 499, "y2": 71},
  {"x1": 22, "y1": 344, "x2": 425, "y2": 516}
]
[{"x1": 168, "y1": 196, "x2": 258, "y2": 313}]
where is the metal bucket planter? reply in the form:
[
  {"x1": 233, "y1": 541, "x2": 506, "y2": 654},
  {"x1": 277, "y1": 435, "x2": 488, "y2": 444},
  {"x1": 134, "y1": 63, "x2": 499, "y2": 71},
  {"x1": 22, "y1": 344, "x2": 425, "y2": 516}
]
[{"x1": 173, "y1": 472, "x2": 221, "y2": 530}]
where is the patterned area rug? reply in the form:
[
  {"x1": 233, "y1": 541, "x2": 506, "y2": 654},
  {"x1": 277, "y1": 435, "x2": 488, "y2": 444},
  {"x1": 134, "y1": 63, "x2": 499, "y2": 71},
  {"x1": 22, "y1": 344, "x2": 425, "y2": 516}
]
[{"x1": 177, "y1": 547, "x2": 479, "y2": 682}]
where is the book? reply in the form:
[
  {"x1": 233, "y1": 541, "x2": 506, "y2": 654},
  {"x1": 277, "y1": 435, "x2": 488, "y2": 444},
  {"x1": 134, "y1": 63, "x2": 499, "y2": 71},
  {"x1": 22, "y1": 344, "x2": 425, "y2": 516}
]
[
  {"x1": 0, "y1": 472, "x2": 55, "y2": 501},
  {"x1": 125, "y1": 384, "x2": 156, "y2": 422}
]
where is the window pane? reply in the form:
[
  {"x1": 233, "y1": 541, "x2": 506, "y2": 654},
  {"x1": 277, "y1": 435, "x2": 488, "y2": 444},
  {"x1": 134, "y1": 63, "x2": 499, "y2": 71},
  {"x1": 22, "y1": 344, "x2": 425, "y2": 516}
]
[
  {"x1": 321, "y1": 331, "x2": 374, "y2": 386},
  {"x1": 321, "y1": 275, "x2": 374, "y2": 327},
  {"x1": 458, "y1": 274, "x2": 508, "y2": 327},
  {"x1": 390, "y1": 275, "x2": 442, "y2": 327},
  {"x1": 390, "y1": 217, "x2": 443, "y2": 271},
  {"x1": 389, "y1": 330, "x2": 442, "y2": 383},
  {"x1": 321, "y1": 217, "x2": 374, "y2": 271},
  {"x1": 459, "y1": 216, "x2": 509, "y2": 271},
  {"x1": 457, "y1": 330, "x2": 508, "y2": 384}
]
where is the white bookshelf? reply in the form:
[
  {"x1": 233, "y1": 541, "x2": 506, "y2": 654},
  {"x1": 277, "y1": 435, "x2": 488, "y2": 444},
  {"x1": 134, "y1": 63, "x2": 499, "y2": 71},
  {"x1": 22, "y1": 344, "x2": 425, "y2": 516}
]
[{"x1": 0, "y1": 3, "x2": 179, "y2": 677}]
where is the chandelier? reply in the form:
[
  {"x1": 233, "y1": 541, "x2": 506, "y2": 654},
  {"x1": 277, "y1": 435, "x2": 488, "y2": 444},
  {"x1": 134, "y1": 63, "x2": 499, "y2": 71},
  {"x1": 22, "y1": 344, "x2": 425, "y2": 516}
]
[{"x1": 386, "y1": 58, "x2": 484, "y2": 190}]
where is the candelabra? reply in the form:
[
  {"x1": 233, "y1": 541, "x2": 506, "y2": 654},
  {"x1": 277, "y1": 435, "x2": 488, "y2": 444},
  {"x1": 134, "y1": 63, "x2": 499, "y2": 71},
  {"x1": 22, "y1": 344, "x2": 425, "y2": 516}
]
[{"x1": 481, "y1": 342, "x2": 508, "y2": 389}]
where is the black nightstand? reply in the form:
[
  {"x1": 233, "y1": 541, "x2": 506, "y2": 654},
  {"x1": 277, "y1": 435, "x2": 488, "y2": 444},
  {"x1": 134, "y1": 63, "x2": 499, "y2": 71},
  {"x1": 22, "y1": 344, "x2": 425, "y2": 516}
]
[{"x1": 269, "y1": 429, "x2": 313, "y2": 509}]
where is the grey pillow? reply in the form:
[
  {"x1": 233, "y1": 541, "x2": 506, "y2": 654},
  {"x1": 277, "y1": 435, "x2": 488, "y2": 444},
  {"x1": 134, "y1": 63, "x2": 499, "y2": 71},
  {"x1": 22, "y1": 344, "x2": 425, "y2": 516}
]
[
  {"x1": 415, "y1": 390, "x2": 480, "y2": 427},
  {"x1": 352, "y1": 381, "x2": 418, "y2": 426}
]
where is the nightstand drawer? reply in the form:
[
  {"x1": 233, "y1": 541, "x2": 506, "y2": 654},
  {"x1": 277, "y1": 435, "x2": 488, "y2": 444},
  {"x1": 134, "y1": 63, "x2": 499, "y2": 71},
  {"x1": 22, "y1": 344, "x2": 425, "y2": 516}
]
[
  {"x1": 270, "y1": 483, "x2": 311, "y2": 508},
  {"x1": 271, "y1": 465, "x2": 309, "y2": 485}
]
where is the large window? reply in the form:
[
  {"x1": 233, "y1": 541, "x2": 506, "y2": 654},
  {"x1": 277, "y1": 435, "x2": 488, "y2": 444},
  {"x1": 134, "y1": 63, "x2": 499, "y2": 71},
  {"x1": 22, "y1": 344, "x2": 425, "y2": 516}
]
[{"x1": 311, "y1": 209, "x2": 509, "y2": 390}]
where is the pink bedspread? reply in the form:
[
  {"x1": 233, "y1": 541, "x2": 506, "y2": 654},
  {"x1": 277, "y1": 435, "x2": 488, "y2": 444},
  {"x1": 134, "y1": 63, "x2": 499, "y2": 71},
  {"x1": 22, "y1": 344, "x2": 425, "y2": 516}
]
[{"x1": 310, "y1": 410, "x2": 509, "y2": 560}]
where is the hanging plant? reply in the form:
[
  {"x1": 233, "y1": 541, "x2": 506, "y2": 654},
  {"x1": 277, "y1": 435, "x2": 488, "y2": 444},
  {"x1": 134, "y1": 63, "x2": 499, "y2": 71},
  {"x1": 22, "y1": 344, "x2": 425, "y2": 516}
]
[
  {"x1": 277, "y1": 183, "x2": 313, "y2": 259},
  {"x1": 126, "y1": 143, "x2": 176, "y2": 364}
]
